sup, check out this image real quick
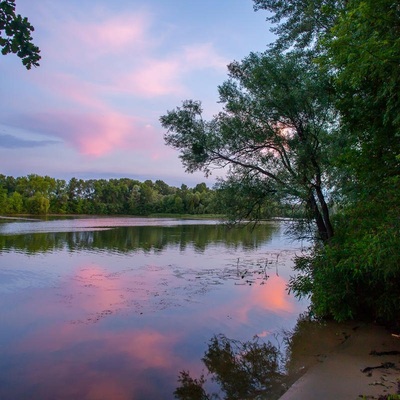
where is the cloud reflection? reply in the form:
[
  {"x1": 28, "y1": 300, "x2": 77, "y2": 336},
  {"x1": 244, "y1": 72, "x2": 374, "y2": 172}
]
[{"x1": 0, "y1": 222, "x2": 305, "y2": 399}]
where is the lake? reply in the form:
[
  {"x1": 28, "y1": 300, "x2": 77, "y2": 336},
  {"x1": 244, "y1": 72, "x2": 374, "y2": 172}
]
[{"x1": 0, "y1": 217, "x2": 308, "y2": 399}]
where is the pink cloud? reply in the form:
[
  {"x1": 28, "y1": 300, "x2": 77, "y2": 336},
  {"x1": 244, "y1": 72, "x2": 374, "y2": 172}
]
[
  {"x1": 182, "y1": 42, "x2": 228, "y2": 70},
  {"x1": 74, "y1": 16, "x2": 149, "y2": 53},
  {"x1": 44, "y1": 11, "x2": 152, "y2": 63},
  {"x1": 111, "y1": 43, "x2": 229, "y2": 97},
  {"x1": 9, "y1": 6, "x2": 232, "y2": 161},
  {"x1": 17, "y1": 71, "x2": 162, "y2": 157},
  {"x1": 118, "y1": 59, "x2": 185, "y2": 97},
  {"x1": 10, "y1": 110, "x2": 159, "y2": 157},
  {"x1": 39, "y1": 73, "x2": 105, "y2": 110},
  {"x1": 30, "y1": 6, "x2": 230, "y2": 100}
]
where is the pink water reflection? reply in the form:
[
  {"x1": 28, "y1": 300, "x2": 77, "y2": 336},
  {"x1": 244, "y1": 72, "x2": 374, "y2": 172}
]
[
  {"x1": 10, "y1": 325, "x2": 181, "y2": 399},
  {"x1": 220, "y1": 275, "x2": 295, "y2": 326},
  {"x1": 0, "y1": 223, "x2": 307, "y2": 399}
]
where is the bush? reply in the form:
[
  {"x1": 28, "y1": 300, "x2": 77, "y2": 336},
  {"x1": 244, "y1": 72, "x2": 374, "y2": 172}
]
[{"x1": 290, "y1": 178, "x2": 400, "y2": 324}]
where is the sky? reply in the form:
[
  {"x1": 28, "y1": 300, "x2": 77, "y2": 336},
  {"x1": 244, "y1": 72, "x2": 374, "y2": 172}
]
[{"x1": 0, "y1": 0, "x2": 274, "y2": 187}]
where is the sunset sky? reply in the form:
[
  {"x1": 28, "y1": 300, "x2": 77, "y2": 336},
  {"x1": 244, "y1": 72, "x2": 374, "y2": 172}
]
[{"x1": 0, "y1": 0, "x2": 274, "y2": 187}]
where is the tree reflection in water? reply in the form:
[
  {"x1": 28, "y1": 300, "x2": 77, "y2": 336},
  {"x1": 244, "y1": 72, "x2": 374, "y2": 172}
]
[
  {"x1": 173, "y1": 313, "x2": 337, "y2": 400},
  {"x1": 174, "y1": 334, "x2": 285, "y2": 400},
  {"x1": 0, "y1": 222, "x2": 278, "y2": 254}
]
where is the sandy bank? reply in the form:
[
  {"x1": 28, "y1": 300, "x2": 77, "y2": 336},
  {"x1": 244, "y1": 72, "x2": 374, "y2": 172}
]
[{"x1": 280, "y1": 322, "x2": 400, "y2": 400}]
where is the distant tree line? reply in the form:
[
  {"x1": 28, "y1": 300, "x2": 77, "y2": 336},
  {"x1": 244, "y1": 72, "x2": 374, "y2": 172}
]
[
  {"x1": 0, "y1": 174, "x2": 222, "y2": 216},
  {"x1": 0, "y1": 174, "x2": 302, "y2": 218}
]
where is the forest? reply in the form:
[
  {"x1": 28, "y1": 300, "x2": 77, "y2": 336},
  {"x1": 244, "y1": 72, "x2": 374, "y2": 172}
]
[{"x1": 0, "y1": 174, "x2": 221, "y2": 216}]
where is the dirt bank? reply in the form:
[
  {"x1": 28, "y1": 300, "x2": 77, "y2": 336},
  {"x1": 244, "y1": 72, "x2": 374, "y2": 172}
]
[{"x1": 280, "y1": 321, "x2": 400, "y2": 400}]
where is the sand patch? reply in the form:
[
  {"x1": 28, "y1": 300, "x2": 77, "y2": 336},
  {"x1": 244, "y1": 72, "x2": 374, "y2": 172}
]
[{"x1": 280, "y1": 321, "x2": 400, "y2": 400}]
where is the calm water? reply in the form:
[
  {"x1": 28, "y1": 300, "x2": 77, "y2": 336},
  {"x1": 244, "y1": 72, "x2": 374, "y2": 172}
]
[{"x1": 0, "y1": 217, "x2": 308, "y2": 399}]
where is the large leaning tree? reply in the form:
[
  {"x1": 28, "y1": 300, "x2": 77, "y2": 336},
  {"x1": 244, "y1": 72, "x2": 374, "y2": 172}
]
[
  {"x1": 161, "y1": 50, "x2": 337, "y2": 242},
  {"x1": 0, "y1": 0, "x2": 40, "y2": 69}
]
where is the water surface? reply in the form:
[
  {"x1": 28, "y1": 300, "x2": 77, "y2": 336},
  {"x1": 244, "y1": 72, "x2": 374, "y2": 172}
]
[{"x1": 0, "y1": 217, "x2": 308, "y2": 399}]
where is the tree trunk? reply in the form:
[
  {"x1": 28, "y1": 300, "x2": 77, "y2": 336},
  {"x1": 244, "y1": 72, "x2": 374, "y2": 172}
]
[
  {"x1": 307, "y1": 192, "x2": 332, "y2": 242},
  {"x1": 314, "y1": 185, "x2": 334, "y2": 240}
]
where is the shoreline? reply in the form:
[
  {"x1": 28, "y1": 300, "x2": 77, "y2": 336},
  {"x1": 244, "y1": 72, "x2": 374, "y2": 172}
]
[{"x1": 280, "y1": 321, "x2": 400, "y2": 400}]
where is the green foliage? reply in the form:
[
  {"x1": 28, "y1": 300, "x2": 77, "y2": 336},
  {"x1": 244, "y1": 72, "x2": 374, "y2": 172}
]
[
  {"x1": 26, "y1": 193, "x2": 49, "y2": 215},
  {"x1": 0, "y1": 174, "x2": 222, "y2": 216},
  {"x1": 0, "y1": 0, "x2": 40, "y2": 68},
  {"x1": 324, "y1": 0, "x2": 400, "y2": 128},
  {"x1": 253, "y1": 0, "x2": 400, "y2": 324},
  {"x1": 253, "y1": 0, "x2": 344, "y2": 51},
  {"x1": 290, "y1": 178, "x2": 400, "y2": 323},
  {"x1": 214, "y1": 173, "x2": 301, "y2": 222},
  {"x1": 320, "y1": 0, "x2": 400, "y2": 197}
]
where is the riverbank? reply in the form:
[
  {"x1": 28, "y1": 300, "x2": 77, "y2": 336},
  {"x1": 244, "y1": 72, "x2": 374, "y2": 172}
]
[{"x1": 280, "y1": 321, "x2": 400, "y2": 400}]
